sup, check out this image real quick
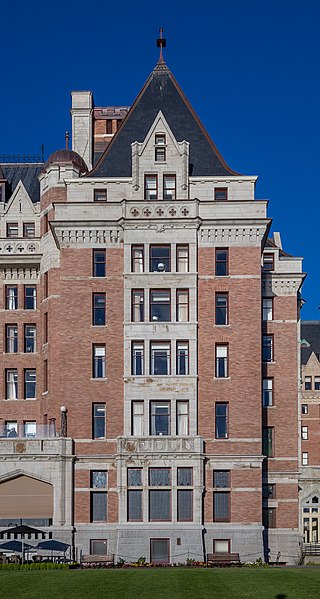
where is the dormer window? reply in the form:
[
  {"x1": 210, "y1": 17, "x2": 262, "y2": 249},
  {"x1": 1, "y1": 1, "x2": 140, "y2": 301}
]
[
  {"x1": 145, "y1": 175, "x2": 157, "y2": 200},
  {"x1": 155, "y1": 134, "x2": 166, "y2": 162}
]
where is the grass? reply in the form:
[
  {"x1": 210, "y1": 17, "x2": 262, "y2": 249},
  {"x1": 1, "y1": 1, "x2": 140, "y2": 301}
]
[{"x1": 1, "y1": 567, "x2": 320, "y2": 599}]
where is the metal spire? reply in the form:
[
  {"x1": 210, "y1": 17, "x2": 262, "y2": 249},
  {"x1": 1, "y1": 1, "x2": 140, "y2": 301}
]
[{"x1": 156, "y1": 28, "x2": 166, "y2": 65}]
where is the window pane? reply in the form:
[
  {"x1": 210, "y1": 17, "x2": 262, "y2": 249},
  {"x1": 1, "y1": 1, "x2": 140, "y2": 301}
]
[
  {"x1": 150, "y1": 246, "x2": 170, "y2": 272},
  {"x1": 132, "y1": 290, "x2": 144, "y2": 322},
  {"x1": 132, "y1": 342, "x2": 144, "y2": 375},
  {"x1": 213, "y1": 492, "x2": 230, "y2": 521},
  {"x1": 6, "y1": 369, "x2": 18, "y2": 400},
  {"x1": 25, "y1": 325, "x2": 36, "y2": 353},
  {"x1": 176, "y1": 402, "x2": 189, "y2": 435},
  {"x1": 6, "y1": 286, "x2": 18, "y2": 310},
  {"x1": 215, "y1": 293, "x2": 228, "y2": 325},
  {"x1": 263, "y1": 336, "x2": 273, "y2": 362},
  {"x1": 263, "y1": 427, "x2": 274, "y2": 457},
  {"x1": 213, "y1": 539, "x2": 230, "y2": 553},
  {"x1": 149, "y1": 490, "x2": 171, "y2": 521},
  {"x1": 263, "y1": 379, "x2": 273, "y2": 406},
  {"x1": 177, "y1": 342, "x2": 189, "y2": 375},
  {"x1": 150, "y1": 539, "x2": 169, "y2": 563},
  {"x1": 163, "y1": 175, "x2": 176, "y2": 200},
  {"x1": 132, "y1": 402, "x2": 144, "y2": 436},
  {"x1": 91, "y1": 540, "x2": 108, "y2": 555},
  {"x1": 128, "y1": 490, "x2": 142, "y2": 521},
  {"x1": 25, "y1": 286, "x2": 36, "y2": 309},
  {"x1": 216, "y1": 345, "x2": 228, "y2": 378},
  {"x1": 215, "y1": 403, "x2": 228, "y2": 439},
  {"x1": 177, "y1": 468, "x2": 192, "y2": 486},
  {"x1": 93, "y1": 345, "x2": 106, "y2": 378},
  {"x1": 91, "y1": 492, "x2": 107, "y2": 522},
  {"x1": 25, "y1": 369, "x2": 36, "y2": 399},
  {"x1": 150, "y1": 290, "x2": 171, "y2": 322},
  {"x1": 215, "y1": 249, "x2": 228, "y2": 276},
  {"x1": 151, "y1": 343, "x2": 170, "y2": 375},
  {"x1": 132, "y1": 246, "x2": 144, "y2": 272},
  {"x1": 23, "y1": 223, "x2": 35, "y2": 238},
  {"x1": 93, "y1": 404, "x2": 106, "y2": 439},
  {"x1": 305, "y1": 377, "x2": 312, "y2": 390},
  {"x1": 128, "y1": 469, "x2": 142, "y2": 486},
  {"x1": 93, "y1": 293, "x2": 106, "y2": 326},
  {"x1": 176, "y1": 290, "x2": 189, "y2": 322},
  {"x1": 93, "y1": 250, "x2": 106, "y2": 277},
  {"x1": 177, "y1": 490, "x2": 193, "y2": 521},
  {"x1": 6, "y1": 325, "x2": 18, "y2": 353},
  {"x1": 214, "y1": 471, "x2": 230, "y2": 488},
  {"x1": 24, "y1": 421, "x2": 36, "y2": 438},
  {"x1": 92, "y1": 471, "x2": 107, "y2": 489},
  {"x1": 214, "y1": 188, "x2": 228, "y2": 201},
  {"x1": 145, "y1": 175, "x2": 157, "y2": 200},
  {"x1": 149, "y1": 468, "x2": 171, "y2": 486},
  {"x1": 177, "y1": 245, "x2": 189, "y2": 272},
  {"x1": 150, "y1": 402, "x2": 170, "y2": 435},
  {"x1": 263, "y1": 298, "x2": 273, "y2": 321}
]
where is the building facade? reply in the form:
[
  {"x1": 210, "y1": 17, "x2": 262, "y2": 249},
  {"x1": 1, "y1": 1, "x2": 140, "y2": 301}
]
[{"x1": 0, "y1": 48, "x2": 305, "y2": 564}]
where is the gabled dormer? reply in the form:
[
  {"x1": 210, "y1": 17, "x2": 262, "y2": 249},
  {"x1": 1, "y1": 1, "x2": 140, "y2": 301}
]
[{"x1": 131, "y1": 111, "x2": 189, "y2": 200}]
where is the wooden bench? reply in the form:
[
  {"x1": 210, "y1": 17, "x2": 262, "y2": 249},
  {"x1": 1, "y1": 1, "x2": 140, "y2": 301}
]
[
  {"x1": 81, "y1": 554, "x2": 114, "y2": 568},
  {"x1": 207, "y1": 552, "x2": 240, "y2": 567}
]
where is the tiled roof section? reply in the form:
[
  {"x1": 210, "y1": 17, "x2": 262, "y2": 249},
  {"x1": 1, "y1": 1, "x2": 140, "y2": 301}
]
[
  {"x1": 301, "y1": 321, "x2": 320, "y2": 365},
  {"x1": 89, "y1": 66, "x2": 240, "y2": 178},
  {"x1": 0, "y1": 164, "x2": 43, "y2": 204}
]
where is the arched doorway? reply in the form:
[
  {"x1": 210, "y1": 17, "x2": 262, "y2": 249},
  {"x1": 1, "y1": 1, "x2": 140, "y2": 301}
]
[{"x1": 302, "y1": 494, "x2": 320, "y2": 543}]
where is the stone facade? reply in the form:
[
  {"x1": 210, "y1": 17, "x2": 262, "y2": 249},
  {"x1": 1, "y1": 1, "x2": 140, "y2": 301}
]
[{"x1": 0, "y1": 54, "x2": 305, "y2": 564}]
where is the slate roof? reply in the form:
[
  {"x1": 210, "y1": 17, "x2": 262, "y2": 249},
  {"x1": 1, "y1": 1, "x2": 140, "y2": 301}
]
[
  {"x1": 0, "y1": 164, "x2": 43, "y2": 204},
  {"x1": 89, "y1": 63, "x2": 240, "y2": 179},
  {"x1": 301, "y1": 321, "x2": 320, "y2": 365}
]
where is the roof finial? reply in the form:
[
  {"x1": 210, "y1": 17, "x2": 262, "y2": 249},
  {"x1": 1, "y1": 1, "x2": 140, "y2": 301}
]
[
  {"x1": 157, "y1": 28, "x2": 166, "y2": 64},
  {"x1": 65, "y1": 131, "x2": 69, "y2": 150}
]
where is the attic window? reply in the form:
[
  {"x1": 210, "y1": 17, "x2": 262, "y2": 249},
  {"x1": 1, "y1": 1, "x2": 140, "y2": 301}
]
[
  {"x1": 214, "y1": 187, "x2": 228, "y2": 201},
  {"x1": 23, "y1": 223, "x2": 35, "y2": 238},
  {"x1": 155, "y1": 134, "x2": 166, "y2": 145},
  {"x1": 94, "y1": 189, "x2": 107, "y2": 202},
  {"x1": 6, "y1": 223, "x2": 19, "y2": 238},
  {"x1": 155, "y1": 147, "x2": 166, "y2": 162}
]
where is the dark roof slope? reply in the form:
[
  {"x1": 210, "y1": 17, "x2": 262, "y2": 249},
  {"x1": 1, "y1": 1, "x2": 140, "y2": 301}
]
[
  {"x1": 89, "y1": 64, "x2": 240, "y2": 178},
  {"x1": 0, "y1": 164, "x2": 43, "y2": 203},
  {"x1": 301, "y1": 321, "x2": 320, "y2": 364}
]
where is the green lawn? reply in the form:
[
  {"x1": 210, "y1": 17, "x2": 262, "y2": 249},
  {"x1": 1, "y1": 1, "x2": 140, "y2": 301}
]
[{"x1": 1, "y1": 567, "x2": 320, "y2": 599}]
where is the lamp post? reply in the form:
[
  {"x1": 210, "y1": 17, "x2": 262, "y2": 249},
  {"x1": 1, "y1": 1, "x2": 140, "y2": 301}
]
[{"x1": 60, "y1": 406, "x2": 67, "y2": 438}]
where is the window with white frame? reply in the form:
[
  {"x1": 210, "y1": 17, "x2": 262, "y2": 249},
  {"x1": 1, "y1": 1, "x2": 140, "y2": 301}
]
[
  {"x1": 132, "y1": 342, "x2": 144, "y2": 375},
  {"x1": 131, "y1": 290, "x2": 144, "y2": 322},
  {"x1": 262, "y1": 298, "x2": 273, "y2": 321},
  {"x1": 176, "y1": 245, "x2": 189, "y2": 272},
  {"x1": 302, "y1": 426, "x2": 308, "y2": 440},
  {"x1": 131, "y1": 402, "x2": 144, "y2": 436},
  {"x1": 24, "y1": 421, "x2": 36, "y2": 438},
  {"x1": 6, "y1": 369, "x2": 18, "y2": 399},
  {"x1": 176, "y1": 341, "x2": 189, "y2": 375},
  {"x1": 150, "y1": 290, "x2": 171, "y2": 322},
  {"x1": 145, "y1": 175, "x2": 157, "y2": 200},
  {"x1": 302, "y1": 452, "x2": 309, "y2": 466},
  {"x1": 150, "y1": 342, "x2": 170, "y2": 375},
  {"x1": 163, "y1": 175, "x2": 176, "y2": 200},
  {"x1": 176, "y1": 401, "x2": 189, "y2": 435},
  {"x1": 215, "y1": 344, "x2": 228, "y2": 378},
  {"x1": 176, "y1": 289, "x2": 189, "y2": 322},
  {"x1": 131, "y1": 246, "x2": 144, "y2": 272},
  {"x1": 150, "y1": 401, "x2": 170, "y2": 436},
  {"x1": 5, "y1": 421, "x2": 18, "y2": 437},
  {"x1": 6, "y1": 325, "x2": 18, "y2": 353},
  {"x1": 6, "y1": 286, "x2": 18, "y2": 310},
  {"x1": 93, "y1": 345, "x2": 106, "y2": 378}
]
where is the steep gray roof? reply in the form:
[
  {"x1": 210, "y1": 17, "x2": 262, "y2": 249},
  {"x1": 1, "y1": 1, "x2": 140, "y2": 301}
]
[
  {"x1": 0, "y1": 164, "x2": 43, "y2": 203},
  {"x1": 301, "y1": 321, "x2": 320, "y2": 365},
  {"x1": 89, "y1": 64, "x2": 240, "y2": 179}
]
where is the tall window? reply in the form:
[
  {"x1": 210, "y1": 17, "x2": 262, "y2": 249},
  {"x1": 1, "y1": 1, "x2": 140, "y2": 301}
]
[
  {"x1": 92, "y1": 293, "x2": 106, "y2": 325},
  {"x1": 6, "y1": 369, "x2": 18, "y2": 399},
  {"x1": 93, "y1": 345, "x2": 106, "y2": 378},
  {"x1": 93, "y1": 404, "x2": 106, "y2": 439},
  {"x1": 131, "y1": 290, "x2": 144, "y2": 322},
  {"x1": 176, "y1": 245, "x2": 189, "y2": 272},
  {"x1": 302, "y1": 426, "x2": 308, "y2": 440},
  {"x1": 263, "y1": 507, "x2": 276, "y2": 528},
  {"x1": 145, "y1": 175, "x2": 157, "y2": 200},
  {"x1": 150, "y1": 245, "x2": 170, "y2": 272},
  {"x1": 127, "y1": 469, "x2": 143, "y2": 521},
  {"x1": 213, "y1": 470, "x2": 230, "y2": 522},
  {"x1": 263, "y1": 335, "x2": 273, "y2": 362},
  {"x1": 215, "y1": 403, "x2": 228, "y2": 439},
  {"x1": 176, "y1": 341, "x2": 189, "y2": 375},
  {"x1": 215, "y1": 344, "x2": 228, "y2": 378},
  {"x1": 6, "y1": 325, "x2": 18, "y2": 353},
  {"x1": 177, "y1": 487, "x2": 193, "y2": 522},
  {"x1": 150, "y1": 342, "x2": 170, "y2": 375},
  {"x1": 24, "y1": 325, "x2": 36, "y2": 353},
  {"x1": 44, "y1": 272, "x2": 48, "y2": 298},
  {"x1": 215, "y1": 249, "x2": 228, "y2": 276},
  {"x1": 131, "y1": 402, "x2": 144, "y2": 436},
  {"x1": 131, "y1": 245, "x2": 144, "y2": 272},
  {"x1": 149, "y1": 468, "x2": 171, "y2": 522},
  {"x1": 302, "y1": 452, "x2": 309, "y2": 466},
  {"x1": 6, "y1": 286, "x2": 18, "y2": 310},
  {"x1": 6, "y1": 222, "x2": 19, "y2": 237},
  {"x1": 262, "y1": 427, "x2": 274, "y2": 457},
  {"x1": 150, "y1": 401, "x2": 170, "y2": 436},
  {"x1": 155, "y1": 136, "x2": 166, "y2": 162},
  {"x1": 215, "y1": 293, "x2": 228, "y2": 325},
  {"x1": 91, "y1": 492, "x2": 107, "y2": 522},
  {"x1": 93, "y1": 250, "x2": 106, "y2": 277},
  {"x1": 44, "y1": 312, "x2": 48, "y2": 344},
  {"x1": 163, "y1": 175, "x2": 176, "y2": 200},
  {"x1": 24, "y1": 286, "x2": 36, "y2": 310},
  {"x1": 132, "y1": 342, "x2": 144, "y2": 375},
  {"x1": 176, "y1": 401, "x2": 189, "y2": 435},
  {"x1": 150, "y1": 290, "x2": 171, "y2": 322},
  {"x1": 263, "y1": 378, "x2": 273, "y2": 407},
  {"x1": 176, "y1": 289, "x2": 189, "y2": 322},
  {"x1": 23, "y1": 223, "x2": 35, "y2": 238},
  {"x1": 43, "y1": 360, "x2": 48, "y2": 392},
  {"x1": 262, "y1": 298, "x2": 273, "y2": 321},
  {"x1": 214, "y1": 188, "x2": 228, "y2": 201},
  {"x1": 24, "y1": 369, "x2": 36, "y2": 399}
]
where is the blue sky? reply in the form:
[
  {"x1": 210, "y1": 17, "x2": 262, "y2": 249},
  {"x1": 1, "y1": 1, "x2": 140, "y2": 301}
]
[{"x1": 1, "y1": 0, "x2": 319, "y2": 319}]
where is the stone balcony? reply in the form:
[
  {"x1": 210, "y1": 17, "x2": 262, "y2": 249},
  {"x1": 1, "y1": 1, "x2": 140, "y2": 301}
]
[
  {"x1": 118, "y1": 436, "x2": 203, "y2": 457},
  {"x1": 0, "y1": 238, "x2": 41, "y2": 266}
]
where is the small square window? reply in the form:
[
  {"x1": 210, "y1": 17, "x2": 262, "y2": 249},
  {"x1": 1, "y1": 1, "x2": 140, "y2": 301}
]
[
  {"x1": 155, "y1": 147, "x2": 166, "y2": 162},
  {"x1": 90, "y1": 540, "x2": 108, "y2": 555},
  {"x1": 213, "y1": 471, "x2": 230, "y2": 488},
  {"x1": 155, "y1": 134, "x2": 166, "y2": 145},
  {"x1": 23, "y1": 223, "x2": 35, "y2": 238},
  {"x1": 214, "y1": 188, "x2": 228, "y2": 201},
  {"x1": 6, "y1": 222, "x2": 19, "y2": 237},
  {"x1": 263, "y1": 254, "x2": 274, "y2": 271},
  {"x1": 94, "y1": 189, "x2": 107, "y2": 202},
  {"x1": 91, "y1": 471, "x2": 108, "y2": 489},
  {"x1": 213, "y1": 539, "x2": 230, "y2": 553}
]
